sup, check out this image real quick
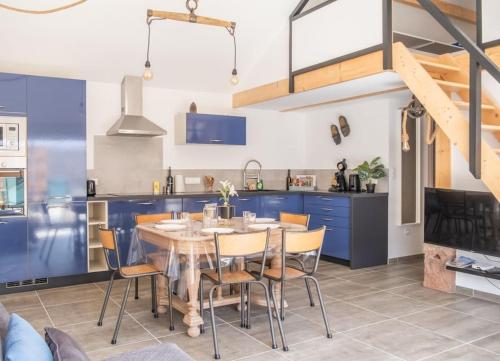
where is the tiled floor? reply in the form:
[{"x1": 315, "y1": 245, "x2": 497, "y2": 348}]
[{"x1": 2, "y1": 258, "x2": 500, "y2": 361}]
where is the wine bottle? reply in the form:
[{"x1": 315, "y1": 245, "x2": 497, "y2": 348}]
[
  {"x1": 286, "y1": 169, "x2": 292, "y2": 191},
  {"x1": 166, "y1": 167, "x2": 174, "y2": 195}
]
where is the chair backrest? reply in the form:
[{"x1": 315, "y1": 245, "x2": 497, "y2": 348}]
[
  {"x1": 190, "y1": 212, "x2": 203, "y2": 222},
  {"x1": 98, "y1": 228, "x2": 120, "y2": 271},
  {"x1": 280, "y1": 212, "x2": 310, "y2": 228},
  {"x1": 282, "y1": 226, "x2": 326, "y2": 275},
  {"x1": 213, "y1": 229, "x2": 270, "y2": 283},
  {"x1": 135, "y1": 212, "x2": 173, "y2": 225}
]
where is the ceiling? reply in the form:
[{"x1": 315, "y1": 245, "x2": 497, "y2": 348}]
[{"x1": 0, "y1": 0, "x2": 296, "y2": 93}]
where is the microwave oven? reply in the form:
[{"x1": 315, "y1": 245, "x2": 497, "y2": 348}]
[{"x1": 0, "y1": 116, "x2": 26, "y2": 158}]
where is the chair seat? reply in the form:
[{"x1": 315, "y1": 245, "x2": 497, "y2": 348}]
[
  {"x1": 263, "y1": 267, "x2": 306, "y2": 281},
  {"x1": 204, "y1": 270, "x2": 255, "y2": 284},
  {"x1": 121, "y1": 264, "x2": 161, "y2": 277}
]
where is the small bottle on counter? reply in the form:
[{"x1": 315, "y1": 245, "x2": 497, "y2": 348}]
[
  {"x1": 166, "y1": 167, "x2": 174, "y2": 194},
  {"x1": 257, "y1": 179, "x2": 264, "y2": 191},
  {"x1": 286, "y1": 169, "x2": 292, "y2": 191}
]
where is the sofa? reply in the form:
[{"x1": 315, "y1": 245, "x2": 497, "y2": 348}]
[{"x1": 0, "y1": 302, "x2": 193, "y2": 361}]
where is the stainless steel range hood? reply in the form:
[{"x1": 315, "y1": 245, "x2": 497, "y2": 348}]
[{"x1": 107, "y1": 76, "x2": 166, "y2": 137}]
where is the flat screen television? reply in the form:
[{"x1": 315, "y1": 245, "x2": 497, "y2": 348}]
[{"x1": 425, "y1": 188, "x2": 500, "y2": 258}]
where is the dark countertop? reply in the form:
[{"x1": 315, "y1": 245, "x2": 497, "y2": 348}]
[{"x1": 88, "y1": 190, "x2": 388, "y2": 201}]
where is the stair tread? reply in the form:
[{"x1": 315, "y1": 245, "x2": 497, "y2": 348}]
[
  {"x1": 418, "y1": 59, "x2": 460, "y2": 72},
  {"x1": 453, "y1": 101, "x2": 496, "y2": 111},
  {"x1": 435, "y1": 79, "x2": 469, "y2": 90},
  {"x1": 482, "y1": 124, "x2": 500, "y2": 131}
]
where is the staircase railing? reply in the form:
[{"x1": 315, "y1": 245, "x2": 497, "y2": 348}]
[{"x1": 417, "y1": 0, "x2": 500, "y2": 179}]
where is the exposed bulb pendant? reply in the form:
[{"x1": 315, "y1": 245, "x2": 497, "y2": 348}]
[
  {"x1": 143, "y1": 60, "x2": 153, "y2": 81},
  {"x1": 227, "y1": 24, "x2": 238, "y2": 86},
  {"x1": 230, "y1": 68, "x2": 239, "y2": 85}
]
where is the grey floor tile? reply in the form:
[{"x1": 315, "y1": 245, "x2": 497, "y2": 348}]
[
  {"x1": 87, "y1": 340, "x2": 160, "y2": 361},
  {"x1": 15, "y1": 305, "x2": 53, "y2": 335},
  {"x1": 281, "y1": 284, "x2": 335, "y2": 310},
  {"x1": 283, "y1": 333, "x2": 399, "y2": 361},
  {"x1": 343, "y1": 271, "x2": 419, "y2": 290},
  {"x1": 60, "y1": 315, "x2": 154, "y2": 352},
  {"x1": 389, "y1": 283, "x2": 470, "y2": 306},
  {"x1": 234, "y1": 350, "x2": 289, "y2": 360},
  {"x1": 159, "y1": 323, "x2": 270, "y2": 361},
  {"x1": 400, "y1": 307, "x2": 500, "y2": 342},
  {"x1": 110, "y1": 292, "x2": 155, "y2": 315},
  {"x1": 346, "y1": 319, "x2": 461, "y2": 361},
  {"x1": 348, "y1": 291, "x2": 433, "y2": 318},
  {"x1": 316, "y1": 264, "x2": 377, "y2": 278},
  {"x1": 0, "y1": 291, "x2": 41, "y2": 312},
  {"x1": 473, "y1": 332, "x2": 500, "y2": 355},
  {"x1": 425, "y1": 344, "x2": 500, "y2": 361},
  {"x1": 234, "y1": 312, "x2": 327, "y2": 348},
  {"x1": 446, "y1": 298, "x2": 500, "y2": 323},
  {"x1": 292, "y1": 300, "x2": 388, "y2": 332},
  {"x1": 45, "y1": 299, "x2": 120, "y2": 327},
  {"x1": 364, "y1": 264, "x2": 424, "y2": 281},
  {"x1": 319, "y1": 278, "x2": 379, "y2": 300},
  {"x1": 38, "y1": 283, "x2": 104, "y2": 306}
]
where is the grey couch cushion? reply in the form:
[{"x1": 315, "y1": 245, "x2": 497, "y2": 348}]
[
  {"x1": 103, "y1": 343, "x2": 193, "y2": 361},
  {"x1": 44, "y1": 328, "x2": 89, "y2": 361}
]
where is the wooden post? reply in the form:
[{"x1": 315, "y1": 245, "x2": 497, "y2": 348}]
[{"x1": 434, "y1": 127, "x2": 451, "y2": 188}]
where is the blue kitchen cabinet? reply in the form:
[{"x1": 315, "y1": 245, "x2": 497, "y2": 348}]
[
  {"x1": 108, "y1": 198, "x2": 182, "y2": 265},
  {"x1": 232, "y1": 196, "x2": 260, "y2": 217},
  {"x1": 0, "y1": 73, "x2": 27, "y2": 116},
  {"x1": 0, "y1": 217, "x2": 29, "y2": 283},
  {"x1": 177, "y1": 113, "x2": 246, "y2": 145},
  {"x1": 27, "y1": 76, "x2": 88, "y2": 278},
  {"x1": 182, "y1": 196, "x2": 220, "y2": 213},
  {"x1": 259, "y1": 194, "x2": 303, "y2": 219}
]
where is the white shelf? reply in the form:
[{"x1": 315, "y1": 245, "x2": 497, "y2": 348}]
[
  {"x1": 89, "y1": 259, "x2": 108, "y2": 273},
  {"x1": 88, "y1": 219, "x2": 106, "y2": 226},
  {"x1": 89, "y1": 239, "x2": 103, "y2": 249},
  {"x1": 87, "y1": 201, "x2": 108, "y2": 273}
]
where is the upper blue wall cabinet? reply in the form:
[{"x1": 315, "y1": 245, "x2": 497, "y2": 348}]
[
  {"x1": 175, "y1": 113, "x2": 246, "y2": 145},
  {"x1": 0, "y1": 73, "x2": 27, "y2": 116}
]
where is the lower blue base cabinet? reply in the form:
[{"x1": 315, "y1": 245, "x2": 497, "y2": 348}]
[
  {"x1": 108, "y1": 198, "x2": 182, "y2": 265},
  {"x1": 182, "y1": 197, "x2": 219, "y2": 213},
  {"x1": 0, "y1": 217, "x2": 28, "y2": 283},
  {"x1": 305, "y1": 194, "x2": 387, "y2": 269},
  {"x1": 232, "y1": 196, "x2": 259, "y2": 216},
  {"x1": 260, "y1": 194, "x2": 303, "y2": 219}
]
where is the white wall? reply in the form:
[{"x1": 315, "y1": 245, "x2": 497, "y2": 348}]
[
  {"x1": 302, "y1": 92, "x2": 425, "y2": 259},
  {"x1": 86, "y1": 81, "x2": 307, "y2": 171},
  {"x1": 482, "y1": 0, "x2": 500, "y2": 43}
]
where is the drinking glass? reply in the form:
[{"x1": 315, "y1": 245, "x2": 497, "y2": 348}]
[
  {"x1": 242, "y1": 211, "x2": 251, "y2": 224},
  {"x1": 249, "y1": 212, "x2": 257, "y2": 224},
  {"x1": 180, "y1": 212, "x2": 191, "y2": 227}
]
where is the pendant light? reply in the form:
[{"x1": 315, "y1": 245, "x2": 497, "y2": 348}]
[{"x1": 144, "y1": 0, "x2": 238, "y2": 85}]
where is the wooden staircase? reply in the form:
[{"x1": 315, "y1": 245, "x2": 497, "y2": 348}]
[{"x1": 393, "y1": 42, "x2": 500, "y2": 200}]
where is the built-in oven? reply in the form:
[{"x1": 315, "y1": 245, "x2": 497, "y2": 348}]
[{"x1": 0, "y1": 117, "x2": 27, "y2": 216}]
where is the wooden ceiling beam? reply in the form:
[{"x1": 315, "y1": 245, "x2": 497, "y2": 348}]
[{"x1": 394, "y1": 0, "x2": 476, "y2": 24}]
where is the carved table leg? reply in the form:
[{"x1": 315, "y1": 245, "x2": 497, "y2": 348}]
[{"x1": 183, "y1": 264, "x2": 203, "y2": 337}]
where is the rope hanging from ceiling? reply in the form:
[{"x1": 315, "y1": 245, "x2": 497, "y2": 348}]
[{"x1": 0, "y1": 0, "x2": 87, "y2": 14}]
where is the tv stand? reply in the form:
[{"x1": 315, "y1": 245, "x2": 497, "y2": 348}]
[{"x1": 446, "y1": 265, "x2": 500, "y2": 281}]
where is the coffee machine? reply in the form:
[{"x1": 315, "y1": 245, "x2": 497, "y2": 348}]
[{"x1": 333, "y1": 159, "x2": 348, "y2": 192}]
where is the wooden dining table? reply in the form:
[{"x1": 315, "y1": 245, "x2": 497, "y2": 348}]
[{"x1": 135, "y1": 218, "x2": 306, "y2": 338}]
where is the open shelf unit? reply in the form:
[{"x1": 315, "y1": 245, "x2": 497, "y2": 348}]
[
  {"x1": 446, "y1": 265, "x2": 500, "y2": 281},
  {"x1": 87, "y1": 200, "x2": 108, "y2": 273}
]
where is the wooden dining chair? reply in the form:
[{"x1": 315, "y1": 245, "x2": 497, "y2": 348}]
[
  {"x1": 135, "y1": 212, "x2": 175, "y2": 331},
  {"x1": 97, "y1": 228, "x2": 163, "y2": 344},
  {"x1": 262, "y1": 226, "x2": 332, "y2": 348},
  {"x1": 190, "y1": 212, "x2": 203, "y2": 221},
  {"x1": 279, "y1": 212, "x2": 310, "y2": 228},
  {"x1": 199, "y1": 229, "x2": 286, "y2": 359}
]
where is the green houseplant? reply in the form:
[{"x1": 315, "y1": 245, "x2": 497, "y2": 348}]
[
  {"x1": 354, "y1": 157, "x2": 387, "y2": 193},
  {"x1": 218, "y1": 180, "x2": 238, "y2": 219}
]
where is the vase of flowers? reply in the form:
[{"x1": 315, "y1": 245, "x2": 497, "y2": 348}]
[
  {"x1": 353, "y1": 157, "x2": 387, "y2": 193},
  {"x1": 218, "y1": 180, "x2": 238, "y2": 219}
]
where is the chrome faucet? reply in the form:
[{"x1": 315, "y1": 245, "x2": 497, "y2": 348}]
[{"x1": 243, "y1": 159, "x2": 262, "y2": 190}]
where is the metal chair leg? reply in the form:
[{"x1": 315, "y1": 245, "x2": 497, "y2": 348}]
[
  {"x1": 111, "y1": 278, "x2": 133, "y2": 345},
  {"x1": 246, "y1": 283, "x2": 251, "y2": 329},
  {"x1": 98, "y1": 270, "x2": 115, "y2": 326},
  {"x1": 152, "y1": 275, "x2": 159, "y2": 319},
  {"x1": 208, "y1": 286, "x2": 220, "y2": 360},
  {"x1": 240, "y1": 282, "x2": 245, "y2": 328},
  {"x1": 135, "y1": 277, "x2": 139, "y2": 300},
  {"x1": 199, "y1": 276, "x2": 204, "y2": 334},
  {"x1": 270, "y1": 282, "x2": 288, "y2": 351},
  {"x1": 281, "y1": 280, "x2": 286, "y2": 321},
  {"x1": 167, "y1": 277, "x2": 174, "y2": 331},
  {"x1": 307, "y1": 276, "x2": 333, "y2": 338},
  {"x1": 256, "y1": 281, "x2": 277, "y2": 349},
  {"x1": 305, "y1": 278, "x2": 315, "y2": 307}
]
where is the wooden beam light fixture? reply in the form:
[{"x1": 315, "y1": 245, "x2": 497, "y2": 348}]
[{"x1": 144, "y1": 0, "x2": 238, "y2": 84}]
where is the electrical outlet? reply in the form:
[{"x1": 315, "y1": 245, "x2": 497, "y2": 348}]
[{"x1": 185, "y1": 177, "x2": 201, "y2": 185}]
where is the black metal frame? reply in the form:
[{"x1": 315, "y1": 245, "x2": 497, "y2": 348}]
[
  {"x1": 417, "y1": 0, "x2": 500, "y2": 179},
  {"x1": 288, "y1": 0, "x2": 392, "y2": 93}
]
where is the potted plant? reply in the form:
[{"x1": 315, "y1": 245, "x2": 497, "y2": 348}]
[
  {"x1": 218, "y1": 180, "x2": 238, "y2": 219},
  {"x1": 354, "y1": 157, "x2": 386, "y2": 193}
]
